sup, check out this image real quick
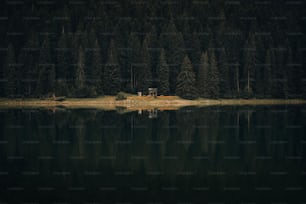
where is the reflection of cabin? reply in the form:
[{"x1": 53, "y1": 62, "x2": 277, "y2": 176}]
[
  {"x1": 148, "y1": 108, "x2": 158, "y2": 118},
  {"x1": 148, "y1": 88, "x2": 157, "y2": 97}
]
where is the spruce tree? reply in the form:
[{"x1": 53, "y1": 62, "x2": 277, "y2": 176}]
[
  {"x1": 242, "y1": 33, "x2": 256, "y2": 97},
  {"x1": 138, "y1": 37, "x2": 152, "y2": 93},
  {"x1": 75, "y1": 45, "x2": 86, "y2": 91},
  {"x1": 208, "y1": 50, "x2": 220, "y2": 98},
  {"x1": 92, "y1": 39, "x2": 103, "y2": 95},
  {"x1": 57, "y1": 28, "x2": 69, "y2": 79},
  {"x1": 161, "y1": 19, "x2": 185, "y2": 93},
  {"x1": 4, "y1": 43, "x2": 17, "y2": 97},
  {"x1": 157, "y1": 49, "x2": 170, "y2": 95},
  {"x1": 128, "y1": 33, "x2": 142, "y2": 92},
  {"x1": 104, "y1": 39, "x2": 121, "y2": 95},
  {"x1": 197, "y1": 52, "x2": 209, "y2": 98},
  {"x1": 263, "y1": 49, "x2": 272, "y2": 98},
  {"x1": 176, "y1": 55, "x2": 197, "y2": 99},
  {"x1": 36, "y1": 36, "x2": 55, "y2": 96},
  {"x1": 219, "y1": 48, "x2": 230, "y2": 97},
  {"x1": 20, "y1": 32, "x2": 39, "y2": 96},
  {"x1": 85, "y1": 28, "x2": 98, "y2": 88},
  {"x1": 56, "y1": 29, "x2": 70, "y2": 95}
]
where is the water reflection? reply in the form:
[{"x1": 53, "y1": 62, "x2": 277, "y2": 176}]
[{"x1": 0, "y1": 106, "x2": 305, "y2": 203}]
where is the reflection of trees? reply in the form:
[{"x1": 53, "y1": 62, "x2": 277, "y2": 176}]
[{"x1": 0, "y1": 107, "x2": 305, "y2": 196}]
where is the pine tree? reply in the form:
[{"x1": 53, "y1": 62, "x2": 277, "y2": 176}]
[
  {"x1": 137, "y1": 37, "x2": 152, "y2": 93},
  {"x1": 4, "y1": 43, "x2": 17, "y2": 97},
  {"x1": 104, "y1": 39, "x2": 121, "y2": 95},
  {"x1": 20, "y1": 32, "x2": 39, "y2": 96},
  {"x1": 75, "y1": 45, "x2": 86, "y2": 91},
  {"x1": 36, "y1": 36, "x2": 55, "y2": 96},
  {"x1": 263, "y1": 49, "x2": 272, "y2": 98},
  {"x1": 176, "y1": 55, "x2": 197, "y2": 99},
  {"x1": 157, "y1": 49, "x2": 170, "y2": 95},
  {"x1": 272, "y1": 46, "x2": 288, "y2": 98},
  {"x1": 145, "y1": 26, "x2": 158, "y2": 86},
  {"x1": 208, "y1": 49, "x2": 220, "y2": 98},
  {"x1": 161, "y1": 19, "x2": 185, "y2": 93},
  {"x1": 219, "y1": 47, "x2": 230, "y2": 97},
  {"x1": 254, "y1": 35, "x2": 266, "y2": 97},
  {"x1": 56, "y1": 28, "x2": 70, "y2": 95},
  {"x1": 85, "y1": 28, "x2": 98, "y2": 88},
  {"x1": 92, "y1": 39, "x2": 103, "y2": 95},
  {"x1": 57, "y1": 28, "x2": 69, "y2": 79},
  {"x1": 128, "y1": 33, "x2": 142, "y2": 92},
  {"x1": 242, "y1": 33, "x2": 256, "y2": 97},
  {"x1": 287, "y1": 46, "x2": 302, "y2": 98},
  {"x1": 197, "y1": 52, "x2": 209, "y2": 98}
]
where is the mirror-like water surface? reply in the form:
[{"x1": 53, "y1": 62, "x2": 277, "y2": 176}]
[{"x1": 0, "y1": 106, "x2": 305, "y2": 203}]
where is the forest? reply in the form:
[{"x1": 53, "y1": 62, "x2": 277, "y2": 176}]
[{"x1": 0, "y1": 0, "x2": 305, "y2": 99}]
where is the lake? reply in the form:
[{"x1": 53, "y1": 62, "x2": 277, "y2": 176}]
[{"x1": 0, "y1": 105, "x2": 305, "y2": 203}]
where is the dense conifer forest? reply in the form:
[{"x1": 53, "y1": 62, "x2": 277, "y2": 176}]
[{"x1": 0, "y1": 0, "x2": 305, "y2": 99}]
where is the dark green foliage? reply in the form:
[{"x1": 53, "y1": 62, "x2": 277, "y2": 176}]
[
  {"x1": 176, "y1": 55, "x2": 198, "y2": 100},
  {"x1": 4, "y1": 44, "x2": 17, "y2": 97},
  {"x1": 116, "y1": 92, "x2": 128, "y2": 100},
  {"x1": 128, "y1": 33, "x2": 142, "y2": 92},
  {"x1": 19, "y1": 32, "x2": 39, "y2": 97},
  {"x1": 104, "y1": 39, "x2": 121, "y2": 95},
  {"x1": 242, "y1": 33, "x2": 256, "y2": 98},
  {"x1": 197, "y1": 52, "x2": 209, "y2": 98},
  {"x1": 1, "y1": 1, "x2": 304, "y2": 99},
  {"x1": 157, "y1": 49, "x2": 170, "y2": 95},
  {"x1": 56, "y1": 30, "x2": 71, "y2": 96},
  {"x1": 263, "y1": 49, "x2": 272, "y2": 98},
  {"x1": 137, "y1": 37, "x2": 152, "y2": 93},
  {"x1": 161, "y1": 19, "x2": 185, "y2": 93},
  {"x1": 92, "y1": 39, "x2": 103, "y2": 95},
  {"x1": 219, "y1": 48, "x2": 230, "y2": 98},
  {"x1": 208, "y1": 50, "x2": 220, "y2": 98},
  {"x1": 36, "y1": 36, "x2": 55, "y2": 96},
  {"x1": 75, "y1": 45, "x2": 86, "y2": 91}
]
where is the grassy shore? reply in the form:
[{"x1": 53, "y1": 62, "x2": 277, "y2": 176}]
[{"x1": 0, "y1": 95, "x2": 306, "y2": 110}]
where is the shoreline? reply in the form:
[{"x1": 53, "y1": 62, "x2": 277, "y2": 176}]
[{"x1": 0, "y1": 96, "x2": 306, "y2": 110}]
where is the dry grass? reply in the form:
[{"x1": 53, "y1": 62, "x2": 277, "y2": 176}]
[{"x1": 0, "y1": 96, "x2": 305, "y2": 111}]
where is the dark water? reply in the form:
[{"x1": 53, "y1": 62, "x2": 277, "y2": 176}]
[{"x1": 0, "y1": 106, "x2": 305, "y2": 203}]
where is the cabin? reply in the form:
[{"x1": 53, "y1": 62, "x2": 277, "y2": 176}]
[{"x1": 148, "y1": 88, "x2": 157, "y2": 97}]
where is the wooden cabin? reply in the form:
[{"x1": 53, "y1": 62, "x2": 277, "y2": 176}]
[{"x1": 148, "y1": 88, "x2": 157, "y2": 97}]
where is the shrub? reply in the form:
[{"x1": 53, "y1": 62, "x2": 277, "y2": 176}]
[{"x1": 116, "y1": 92, "x2": 127, "y2": 100}]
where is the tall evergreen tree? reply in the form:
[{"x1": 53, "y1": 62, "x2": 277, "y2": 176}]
[
  {"x1": 263, "y1": 49, "x2": 272, "y2": 98},
  {"x1": 197, "y1": 52, "x2": 209, "y2": 98},
  {"x1": 92, "y1": 39, "x2": 103, "y2": 95},
  {"x1": 4, "y1": 43, "x2": 17, "y2": 97},
  {"x1": 128, "y1": 33, "x2": 142, "y2": 92},
  {"x1": 56, "y1": 28, "x2": 71, "y2": 95},
  {"x1": 36, "y1": 36, "x2": 55, "y2": 96},
  {"x1": 75, "y1": 45, "x2": 86, "y2": 91},
  {"x1": 287, "y1": 46, "x2": 302, "y2": 98},
  {"x1": 242, "y1": 33, "x2": 256, "y2": 97},
  {"x1": 176, "y1": 55, "x2": 197, "y2": 99},
  {"x1": 20, "y1": 32, "x2": 39, "y2": 96},
  {"x1": 85, "y1": 28, "x2": 98, "y2": 88},
  {"x1": 208, "y1": 49, "x2": 220, "y2": 98},
  {"x1": 137, "y1": 37, "x2": 152, "y2": 93},
  {"x1": 272, "y1": 46, "x2": 288, "y2": 98},
  {"x1": 219, "y1": 47, "x2": 230, "y2": 97},
  {"x1": 104, "y1": 39, "x2": 121, "y2": 95},
  {"x1": 157, "y1": 49, "x2": 170, "y2": 95},
  {"x1": 161, "y1": 19, "x2": 185, "y2": 93}
]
